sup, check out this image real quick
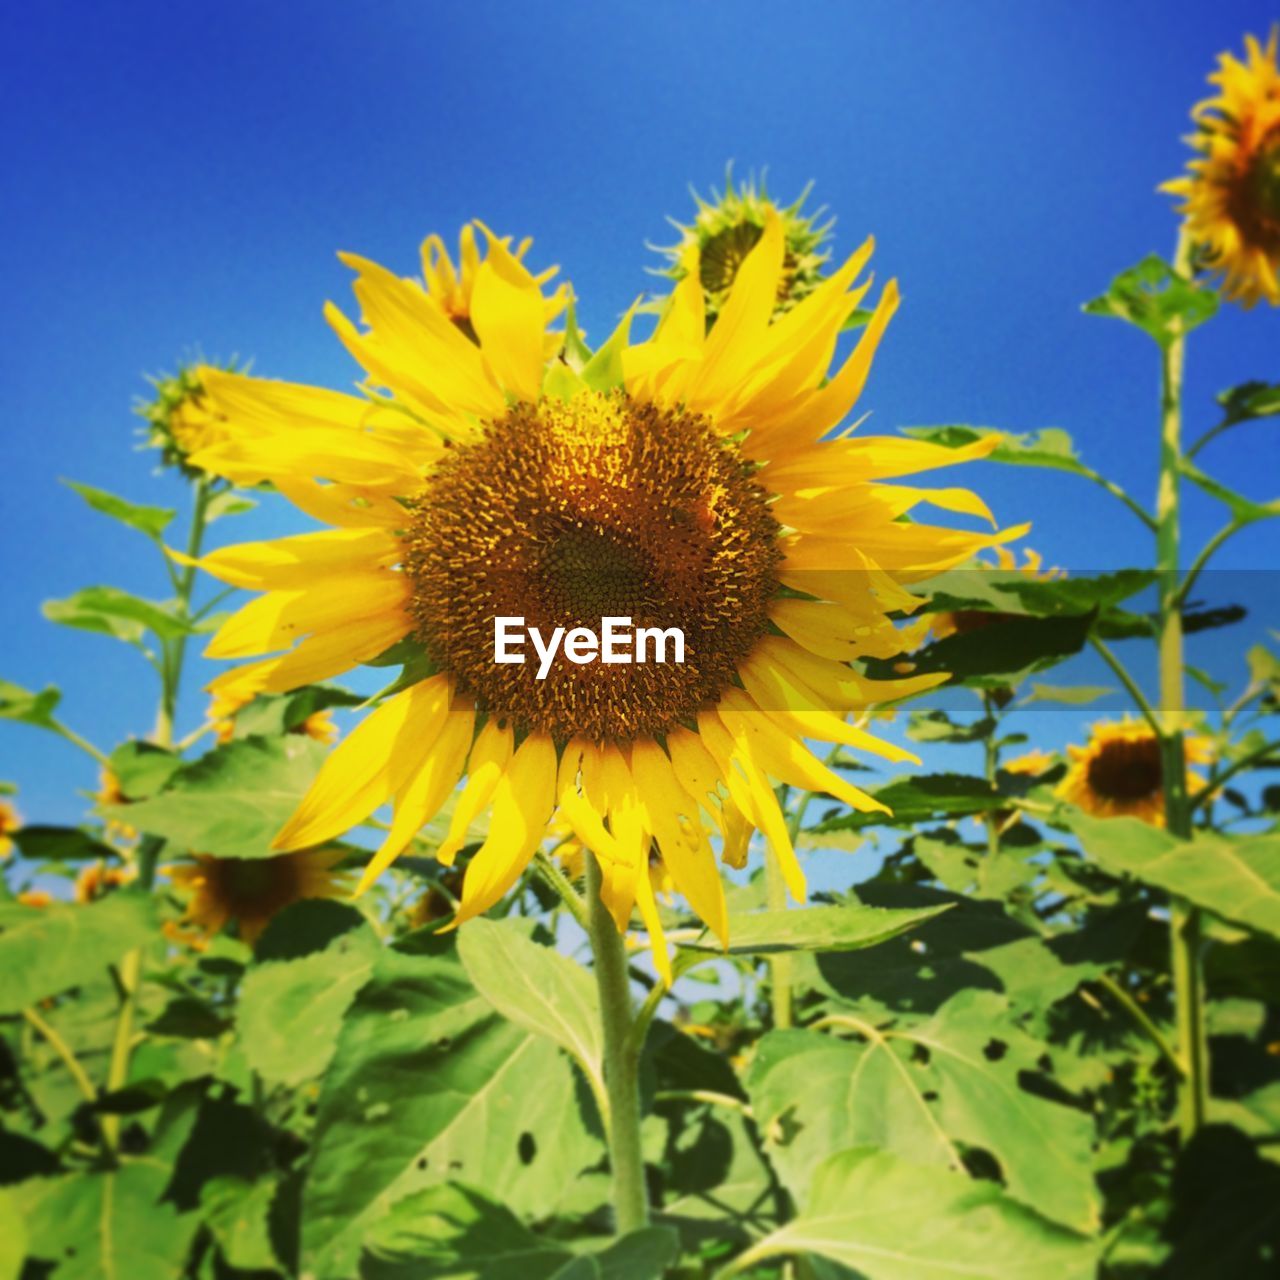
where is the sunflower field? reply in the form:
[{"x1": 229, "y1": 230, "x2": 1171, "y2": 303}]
[{"x1": 2, "y1": 12, "x2": 1280, "y2": 1280}]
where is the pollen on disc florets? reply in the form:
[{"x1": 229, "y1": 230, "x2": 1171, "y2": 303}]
[
  {"x1": 1085, "y1": 734, "x2": 1163, "y2": 803},
  {"x1": 403, "y1": 390, "x2": 781, "y2": 742}
]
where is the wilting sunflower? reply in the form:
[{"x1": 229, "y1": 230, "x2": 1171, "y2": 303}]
[
  {"x1": 1163, "y1": 29, "x2": 1280, "y2": 307},
  {"x1": 0, "y1": 798, "x2": 20, "y2": 858},
  {"x1": 1059, "y1": 719, "x2": 1213, "y2": 826},
  {"x1": 184, "y1": 214, "x2": 1020, "y2": 981},
  {"x1": 656, "y1": 170, "x2": 833, "y2": 325},
  {"x1": 165, "y1": 849, "x2": 350, "y2": 948}
]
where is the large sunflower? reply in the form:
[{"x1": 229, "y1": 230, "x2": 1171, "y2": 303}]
[
  {"x1": 1058, "y1": 719, "x2": 1213, "y2": 827},
  {"x1": 1163, "y1": 29, "x2": 1280, "y2": 307},
  {"x1": 184, "y1": 215, "x2": 1021, "y2": 980}
]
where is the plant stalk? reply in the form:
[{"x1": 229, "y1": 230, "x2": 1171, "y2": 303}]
[
  {"x1": 1157, "y1": 230, "x2": 1208, "y2": 1141},
  {"x1": 584, "y1": 852, "x2": 649, "y2": 1234}
]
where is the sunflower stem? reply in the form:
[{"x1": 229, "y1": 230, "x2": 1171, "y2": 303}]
[
  {"x1": 584, "y1": 852, "x2": 649, "y2": 1234},
  {"x1": 763, "y1": 839, "x2": 794, "y2": 1030},
  {"x1": 22, "y1": 1006, "x2": 98, "y2": 1105},
  {"x1": 1157, "y1": 229, "x2": 1209, "y2": 1142}
]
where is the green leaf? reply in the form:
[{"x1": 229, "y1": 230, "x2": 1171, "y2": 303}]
[
  {"x1": 224, "y1": 684, "x2": 362, "y2": 741},
  {"x1": 1066, "y1": 813, "x2": 1280, "y2": 939},
  {"x1": 0, "y1": 677, "x2": 62, "y2": 729},
  {"x1": 43, "y1": 585, "x2": 193, "y2": 644},
  {"x1": 732, "y1": 1147, "x2": 1098, "y2": 1279},
  {"x1": 0, "y1": 1190, "x2": 25, "y2": 1280},
  {"x1": 200, "y1": 1176, "x2": 281, "y2": 1272},
  {"x1": 303, "y1": 945, "x2": 603, "y2": 1276},
  {"x1": 145, "y1": 995, "x2": 232, "y2": 1039},
  {"x1": 1019, "y1": 682, "x2": 1114, "y2": 706},
  {"x1": 812, "y1": 773, "x2": 1005, "y2": 833},
  {"x1": 104, "y1": 735, "x2": 326, "y2": 859},
  {"x1": 1179, "y1": 456, "x2": 1280, "y2": 524},
  {"x1": 458, "y1": 918, "x2": 604, "y2": 1102},
  {"x1": 906, "y1": 709, "x2": 996, "y2": 743},
  {"x1": 360, "y1": 1183, "x2": 572, "y2": 1280},
  {"x1": 1082, "y1": 254, "x2": 1218, "y2": 347},
  {"x1": 682, "y1": 902, "x2": 950, "y2": 956},
  {"x1": 63, "y1": 479, "x2": 175, "y2": 539},
  {"x1": 13, "y1": 1158, "x2": 197, "y2": 1280},
  {"x1": 0, "y1": 893, "x2": 157, "y2": 1013},
  {"x1": 548, "y1": 1230, "x2": 680, "y2": 1280},
  {"x1": 10, "y1": 824, "x2": 119, "y2": 863},
  {"x1": 238, "y1": 921, "x2": 379, "y2": 1086},
  {"x1": 902, "y1": 424, "x2": 1090, "y2": 475},
  {"x1": 204, "y1": 490, "x2": 258, "y2": 521},
  {"x1": 107, "y1": 740, "x2": 183, "y2": 800},
  {"x1": 748, "y1": 989, "x2": 1100, "y2": 1232}
]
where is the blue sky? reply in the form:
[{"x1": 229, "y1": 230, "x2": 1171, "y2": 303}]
[{"x1": 3, "y1": 1, "x2": 1278, "y2": 828}]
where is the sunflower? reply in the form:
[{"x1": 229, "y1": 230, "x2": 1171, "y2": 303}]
[
  {"x1": 139, "y1": 362, "x2": 243, "y2": 471},
  {"x1": 1058, "y1": 719, "x2": 1213, "y2": 826},
  {"x1": 74, "y1": 862, "x2": 136, "y2": 903},
  {"x1": 656, "y1": 170, "x2": 833, "y2": 326},
  {"x1": 1163, "y1": 29, "x2": 1280, "y2": 307},
  {"x1": 0, "y1": 798, "x2": 20, "y2": 859},
  {"x1": 94, "y1": 767, "x2": 138, "y2": 842},
  {"x1": 17, "y1": 890, "x2": 53, "y2": 909},
  {"x1": 184, "y1": 215, "x2": 1021, "y2": 982},
  {"x1": 1002, "y1": 748, "x2": 1058, "y2": 778},
  {"x1": 421, "y1": 224, "x2": 569, "y2": 348},
  {"x1": 165, "y1": 848, "x2": 350, "y2": 948}
]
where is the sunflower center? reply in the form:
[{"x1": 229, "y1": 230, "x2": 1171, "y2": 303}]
[
  {"x1": 1086, "y1": 735, "x2": 1163, "y2": 802},
  {"x1": 403, "y1": 390, "x2": 781, "y2": 742},
  {"x1": 219, "y1": 857, "x2": 297, "y2": 913},
  {"x1": 1246, "y1": 132, "x2": 1280, "y2": 230}
]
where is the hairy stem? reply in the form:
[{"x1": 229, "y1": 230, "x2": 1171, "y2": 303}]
[{"x1": 584, "y1": 852, "x2": 649, "y2": 1234}]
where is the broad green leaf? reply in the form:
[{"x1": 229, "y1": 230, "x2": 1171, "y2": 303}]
[
  {"x1": 43, "y1": 585, "x2": 193, "y2": 644},
  {"x1": 682, "y1": 901, "x2": 950, "y2": 955},
  {"x1": 906, "y1": 708, "x2": 996, "y2": 744},
  {"x1": 458, "y1": 918, "x2": 604, "y2": 1098},
  {"x1": 0, "y1": 677, "x2": 61, "y2": 728},
  {"x1": 63, "y1": 479, "x2": 175, "y2": 539},
  {"x1": 1082, "y1": 254, "x2": 1218, "y2": 346},
  {"x1": 748, "y1": 990, "x2": 1100, "y2": 1232},
  {"x1": 10, "y1": 824, "x2": 119, "y2": 863},
  {"x1": 103, "y1": 735, "x2": 326, "y2": 858},
  {"x1": 1067, "y1": 813, "x2": 1280, "y2": 939},
  {"x1": 238, "y1": 921, "x2": 379, "y2": 1086},
  {"x1": 108, "y1": 740, "x2": 183, "y2": 800},
  {"x1": 0, "y1": 892, "x2": 157, "y2": 1013},
  {"x1": 547, "y1": 1230, "x2": 680, "y2": 1280},
  {"x1": 812, "y1": 773, "x2": 1005, "y2": 832},
  {"x1": 0, "y1": 1190, "x2": 24, "y2": 1280},
  {"x1": 360, "y1": 1183, "x2": 572, "y2": 1280},
  {"x1": 225, "y1": 684, "x2": 362, "y2": 741},
  {"x1": 303, "y1": 945, "x2": 603, "y2": 1276},
  {"x1": 14, "y1": 1158, "x2": 197, "y2": 1280},
  {"x1": 729, "y1": 1148, "x2": 1099, "y2": 1280}
]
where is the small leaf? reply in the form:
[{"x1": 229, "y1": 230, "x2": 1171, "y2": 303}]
[
  {"x1": 0, "y1": 678, "x2": 62, "y2": 729},
  {"x1": 204, "y1": 490, "x2": 258, "y2": 521},
  {"x1": 1019, "y1": 683, "x2": 1115, "y2": 706},
  {"x1": 63, "y1": 479, "x2": 175, "y2": 539},
  {"x1": 682, "y1": 902, "x2": 950, "y2": 956},
  {"x1": 1083, "y1": 254, "x2": 1218, "y2": 347},
  {"x1": 43, "y1": 585, "x2": 194, "y2": 644},
  {"x1": 812, "y1": 773, "x2": 1005, "y2": 833},
  {"x1": 106, "y1": 740, "x2": 183, "y2": 800},
  {"x1": 10, "y1": 824, "x2": 119, "y2": 863}
]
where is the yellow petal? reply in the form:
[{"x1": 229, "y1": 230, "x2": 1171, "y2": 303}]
[
  {"x1": 274, "y1": 676, "x2": 451, "y2": 851},
  {"x1": 187, "y1": 528, "x2": 401, "y2": 591},
  {"x1": 436, "y1": 719, "x2": 514, "y2": 867},
  {"x1": 469, "y1": 227, "x2": 548, "y2": 402}
]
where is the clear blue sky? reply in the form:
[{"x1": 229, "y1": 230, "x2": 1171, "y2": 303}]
[{"x1": 4, "y1": 1, "x2": 1278, "y2": 827}]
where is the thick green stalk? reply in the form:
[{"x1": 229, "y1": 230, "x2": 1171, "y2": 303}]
[
  {"x1": 763, "y1": 845, "x2": 794, "y2": 1030},
  {"x1": 1157, "y1": 232, "x2": 1208, "y2": 1140},
  {"x1": 584, "y1": 853, "x2": 649, "y2": 1234}
]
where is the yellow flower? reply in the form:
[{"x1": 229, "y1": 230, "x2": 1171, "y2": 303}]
[
  {"x1": 139, "y1": 362, "x2": 244, "y2": 471},
  {"x1": 1058, "y1": 720, "x2": 1213, "y2": 826},
  {"x1": 1163, "y1": 29, "x2": 1280, "y2": 307},
  {"x1": 165, "y1": 849, "x2": 350, "y2": 948},
  {"x1": 657, "y1": 169, "x2": 833, "y2": 326},
  {"x1": 74, "y1": 862, "x2": 136, "y2": 903},
  {"x1": 930, "y1": 548, "x2": 1061, "y2": 641},
  {"x1": 421, "y1": 224, "x2": 568, "y2": 352},
  {"x1": 0, "y1": 799, "x2": 20, "y2": 859},
  {"x1": 17, "y1": 890, "x2": 53, "y2": 909},
  {"x1": 183, "y1": 215, "x2": 1020, "y2": 982},
  {"x1": 95, "y1": 767, "x2": 137, "y2": 842},
  {"x1": 1003, "y1": 748, "x2": 1057, "y2": 777}
]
